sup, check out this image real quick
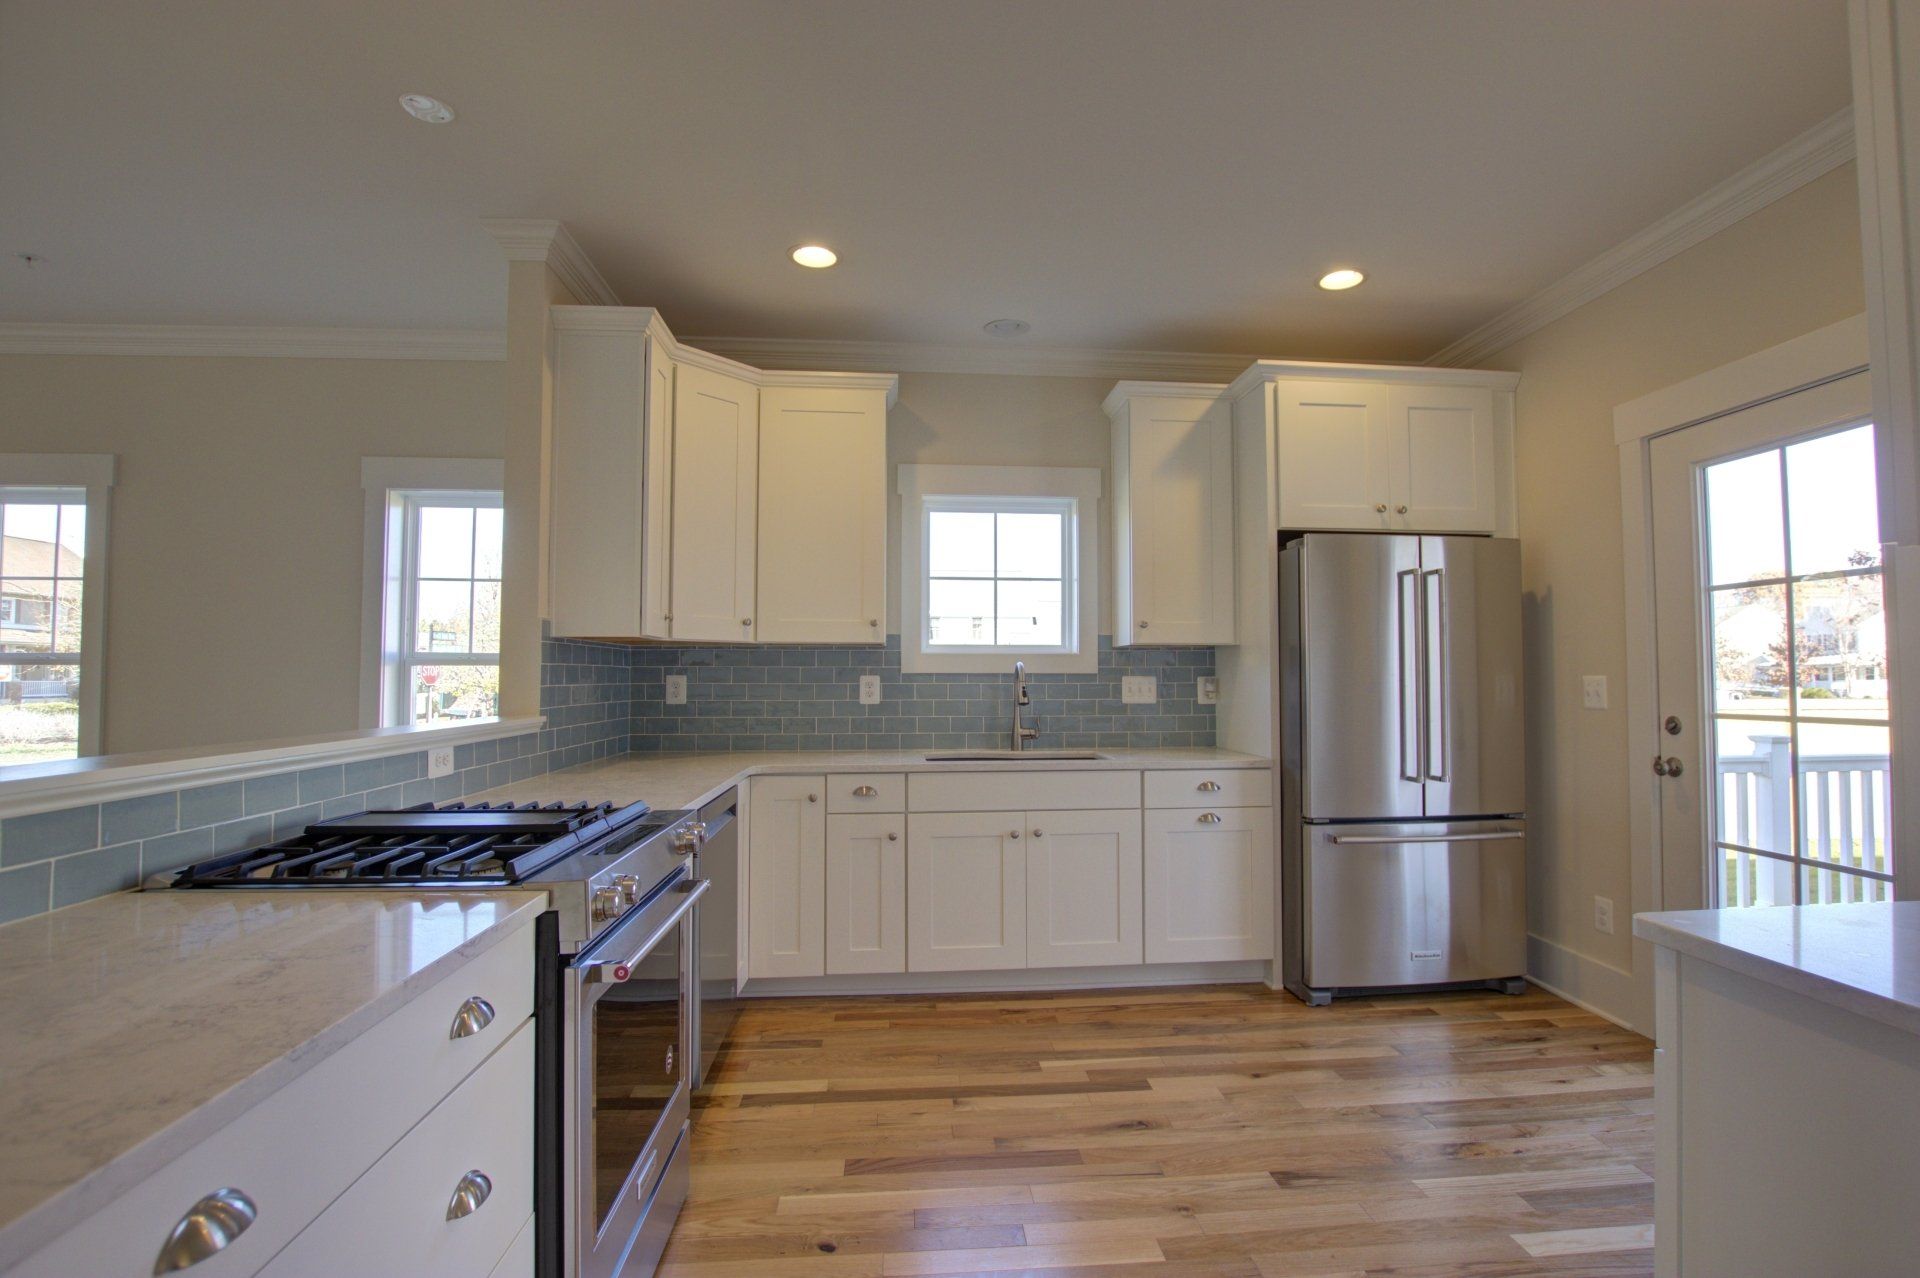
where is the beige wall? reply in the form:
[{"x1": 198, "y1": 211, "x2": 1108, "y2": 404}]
[
  {"x1": 0, "y1": 355, "x2": 503, "y2": 754},
  {"x1": 1485, "y1": 165, "x2": 1866, "y2": 978}
]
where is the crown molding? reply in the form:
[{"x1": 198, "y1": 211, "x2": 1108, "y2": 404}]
[
  {"x1": 480, "y1": 217, "x2": 622, "y2": 307},
  {"x1": 1224, "y1": 357, "x2": 1520, "y2": 403},
  {"x1": 687, "y1": 335, "x2": 1257, "y2": 382},
  {"x1": 1428, "y1": 107, "x2": 1857, "y2": 368},
  {"x1": 0, "y1": 322, "x2": 506, "y2": 361}
]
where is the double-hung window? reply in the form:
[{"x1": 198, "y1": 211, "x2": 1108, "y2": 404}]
[
  {"x1": 361, "y1": 459, "x2": 504, "y2": 727},
  {"x1": 899, "y1": 464, "x2": 1100, "y2": 674}
]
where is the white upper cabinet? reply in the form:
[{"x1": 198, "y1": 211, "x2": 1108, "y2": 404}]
[
  {"x1": 1106, "y1": 386, "x2": 1236, "y2": 645},
  {"x1": 756, "y1": 383, "x2": 888, "y2": 643},
  {"x1": 1272, "y1": 379, "x2": 1393, "y2": 531},
  {"x1": 548, "y1": 312, "x2": 674, "y2": 639},
  {"x1": 670, "y1": 359, "x2": 760, "y2": 642},
  {"x1": 1386, "y1": 383, "x2": 1497, "y2": 533}
]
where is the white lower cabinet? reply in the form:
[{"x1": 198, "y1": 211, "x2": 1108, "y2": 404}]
[
  {"x1": 826, "y1": 812, "x2": 906, "y2": 974},
  {"x1": 1144, "y1": 806, "x2": 1274, "y2": 962},
  {"x1": 748, "y1": 775, "x2": 827, "y2": 977},
  {"x1": 907, "y1": 811, "x2": 1027, "y2": 971},
  {"x1": 259, "y1": 1022, "x2": 534, "y2": 1278},
  {"x1": 1025, "y1": 809, "x2": 1143, "y2": 967},
  {"x1": 487, "y1": 1215, "x2": 536, "y2": 1278}
]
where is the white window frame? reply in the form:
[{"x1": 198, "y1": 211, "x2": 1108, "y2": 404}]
[
  {"x1": 359, "y1": 458, "x2": 505, "y2": 728},
  {"x1": 897, "y1": 463, "x2": 1100, "y2": 674},
  {"x1": 0, "y1": 454, "x2": 114, "y2": 759}
]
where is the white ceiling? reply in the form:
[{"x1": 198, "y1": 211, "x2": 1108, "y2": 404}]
[{"x1": 0, "y1": 1, "x2": 1852, "y2": 362}]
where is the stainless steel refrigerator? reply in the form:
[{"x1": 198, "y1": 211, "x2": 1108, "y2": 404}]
[{"x1": 1279, "y1": 533, "x2": 1527, "y2": 1005}]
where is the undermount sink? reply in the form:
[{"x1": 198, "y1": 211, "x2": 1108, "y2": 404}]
[{"x1": 922, "y1": 750, "x2": 1109, "y2": 762}]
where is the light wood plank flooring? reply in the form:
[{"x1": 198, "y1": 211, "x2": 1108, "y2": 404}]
[{"x1": 663, "y1": 983, "x2": 1654, "y2": 1277}]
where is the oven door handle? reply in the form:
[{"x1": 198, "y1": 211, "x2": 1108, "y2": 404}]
[{"x1": 579, "y1": 878, "x2": 709, "y2": 984}]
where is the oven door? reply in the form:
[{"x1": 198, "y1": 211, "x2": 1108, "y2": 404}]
[{"x1": 566, "y1": 873, "x2": 708, "y2": 1278}]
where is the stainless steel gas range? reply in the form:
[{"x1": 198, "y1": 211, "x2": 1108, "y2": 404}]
[{"x1": 167, "y1": 797, "x2": 736, "y2": 1278}]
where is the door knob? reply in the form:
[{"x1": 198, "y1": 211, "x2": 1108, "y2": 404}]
[{"x1": 1653, "y1": 756, "x2": 1684, "y2": 777}]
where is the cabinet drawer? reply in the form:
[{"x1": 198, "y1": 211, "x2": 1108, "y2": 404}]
[
  {"x1": 910, "y1": 770, "x2": 1140, "y2": 813},
  {"x1": 1144, "y1": 768, "x2": 1270, "y2": 809},
  {"x1": 827, "y1": 772, "x2": 905, "y2": 813},
  {"x1": 259, "y1": 1022, "x2": 535, "y2": 1278},
  {"x1": 14, "y1": 917, "x2": 535, "y2": 1278}
]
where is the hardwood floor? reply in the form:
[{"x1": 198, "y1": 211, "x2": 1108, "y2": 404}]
[{"x1": 662, "y1": 983, "x2": 1654, "y2": 1277}]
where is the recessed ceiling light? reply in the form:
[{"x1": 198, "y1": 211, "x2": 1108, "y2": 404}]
[
  {"x1": 983, "y1": 318, "x2": 1031, "y2": 337},
  {"x1": 1318, "y1": 268, "x2": 1366, "y2": 291},
  {"x1": 399, "y1": 94, "x2": 455, "y2": 124},
  {"x1": 790, "y1": 244, "x2": 838, "y2": 268}
]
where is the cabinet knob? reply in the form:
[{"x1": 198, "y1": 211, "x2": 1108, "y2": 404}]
[
  {"x1": 1396, "y1": 504, "x2": 1409, "y2": 514},
  {"x1": 807, "y1": 793, "x2": 818, "y2": 803},
  {"x1": 741, "y1": 617, "x2": 752, "y2": 626},
  {"x1": 1374, "y1": 503, "x2": 1388, "y2": 514},
  {"x1": 445, "y1": 1169, "x2": 493, "y2": 1221},
  {"x1": 1197, "y1": 812, "x2": 1223, "y2": 824},
  {"x1": 869, "y1": 618, "x2": 879, "y2": 627},
  {"x1": 887, "y1": 831, "x2": 898, "y2": 841},
  {"x1": 154, "y1": 1188, "x2": 257, "y2": 1272},
  {"x1": 448, "y1": 995, "x2": 496, "y2": 1040},
  {"x1": 1009, "y1": 830, "x2": 1021, "y2": 839},
  {"x1": 1032, "y1": 829, "x2": 1044, "y2": 838},
  {"x1": 1138, "y1": 620, "x2": 1149, "y2": 630},
  {"x1": 1197, "y1": 780, "x2": 1221, "y2": 792}
]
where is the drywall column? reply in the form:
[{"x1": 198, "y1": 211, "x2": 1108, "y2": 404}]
[{"x1": 1850, "y1": 1, "x2": 1920, "y2": 896}]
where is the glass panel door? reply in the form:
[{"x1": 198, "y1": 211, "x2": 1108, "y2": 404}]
[{"x1": 1700, "y1": 423, "x2": 1891, "y2": 906}]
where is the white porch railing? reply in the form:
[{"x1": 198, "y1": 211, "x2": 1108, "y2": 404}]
[{"x1": 1718, "y1": 732, "x2": 1891, "y2": 906}]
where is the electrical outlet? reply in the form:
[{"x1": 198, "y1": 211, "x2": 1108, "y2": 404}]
[
  {"x1": 427, "y1": 746, "x2": 455, "y2": 779},
  {"x1": 1582, "y1": 675, "x2": 1609, "y2": 710},
  {"x1": 1594, "y1": 895, "x2": 1615, "y2": 935},
  {"x1": 1196, "y1": 676, "x2": 1219, "y2": 705},
  {"x1": 858, "y1": 675, "x2": 882, "y2": 705},
  {"x1": 1121, "y1": 675, "x2": 1158, "y2": 705},
  {"x1": 664, "y1": 674, "x2": 688, "y2": 705}
]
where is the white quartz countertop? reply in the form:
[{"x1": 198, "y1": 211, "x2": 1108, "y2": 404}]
[
  {"x1": 0, "y1": 887, "x2": 545, "y2": 1269},
  {"x1": 471, "y1": 745, "x2": 1270, "y2": 812},
  {"x1": 1635, "y1": 902, "x2": 1920, "y2": 1038}
]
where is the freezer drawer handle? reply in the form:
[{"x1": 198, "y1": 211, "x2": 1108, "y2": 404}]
[{"x1": 1326, "y1": 831, "x2": 1523, "y2": 845}]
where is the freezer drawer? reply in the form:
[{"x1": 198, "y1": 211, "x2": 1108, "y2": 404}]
[{"x1": 1300, "y1": 820, "x2": 1525, "y2": 991}]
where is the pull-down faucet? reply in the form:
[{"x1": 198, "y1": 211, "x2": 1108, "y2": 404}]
[{"x1": 1011, "y1": 660, "x2": 1039, "y2": 752}]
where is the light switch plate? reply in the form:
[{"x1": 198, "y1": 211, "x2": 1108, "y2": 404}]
[
  {"x1": 858, "y1": 675, "x2": 882, "y2": 705},
  {"x1": 427, "y1": 746, "x2": 455, "y2": 779},
  {"x1": 664, "y1": 674, "x2": 688, "y2": 705},
  {"x1": 1582, "y1": 675, "x2": 1609, "y2": 710},
  {"x1": 1196, "y1": 676, "x2": 1219, "y2": 705},
  {"x1": 1594, "y1": 895, "x2": 1615, "y2": 935},
  {"x1": 1121, "y1": 675, "x2": 1158, "y2": 705}
]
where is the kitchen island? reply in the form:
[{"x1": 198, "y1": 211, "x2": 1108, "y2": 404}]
[{"x1": 1634, "y1": 902, "x2": 1920, "y2": 1277}]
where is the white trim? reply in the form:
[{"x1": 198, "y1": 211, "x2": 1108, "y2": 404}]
[
  {"x1": 1101, "y1": 380, "x2": 1229, "y2": 416},
  {"x1": 1430, "y1": 108, "x2": 1857, "y2": 368},
  {"x1": 480, "y1": 218, "x2": 622, "y2": 307},
  {"x1": 0, "y1": 716, "x2": 545, "y2": 820},
  {"x1": 1526, "y1": 934, "x2": 1643, "y2": 1033},
  {"x1": 1613, "y1": 313, "x2": 1870, "y2": 444},
  {"x1": 1223, "y1": 358, "x2": 1520, "y2": 404},
  {"x1": 359, "y1": 456, "x2": 505, "y2": 493},
  {"x1": 896, "y1": 464, "x2": 1102, "y2": 675},
  {"x1": 741, "y1": 959, "x2": 1268, "y2": 997},
  {"x1": 688, "y1": 336, "x2": 1256, "y2": 382},
  {"x1": 0, "y1": 322, "x2": 505, "y2": 361}
]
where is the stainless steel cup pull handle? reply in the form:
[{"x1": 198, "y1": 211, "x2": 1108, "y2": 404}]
[
  {"x1": 1197, "y1": 780, "x2": 1221, "y2": 792},
  {"x1": 852, "y1": 785, "x2": 878, "y2": 797},
  {"x1": 445, "y1": 1170, "x2": 493, "y2": 1221},
  {"x1": 153, "y1": 1188, "x2": 257, "y2": 1273},
  {"x1": 1197, "y1": 812, "x2": 1222, "y2": 824},
  {"x1": 448, "y1": 995, "x2": 495, "y2": 1040}
]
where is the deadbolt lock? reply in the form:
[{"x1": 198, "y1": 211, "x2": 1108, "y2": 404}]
[{"x1": 1664, "y1": 715, "x2": 1682, "y2": 736}]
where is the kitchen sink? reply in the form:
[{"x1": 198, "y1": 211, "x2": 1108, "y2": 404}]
[{"x1": 922, "y1": 750, "x2": 1109, "y2": 761}]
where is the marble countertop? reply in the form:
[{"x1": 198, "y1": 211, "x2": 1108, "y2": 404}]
[
  {"x1": 1635, "y1": 902, "x2": 1920, "y2": 1038},
  {"x1": 0, "y1": 887, "x2": 544, "y2": 1269},
  {"x1": 471, "y1": 745, "x2": 1270, "y2": 811}
]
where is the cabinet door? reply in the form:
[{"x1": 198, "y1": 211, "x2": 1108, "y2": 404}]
[
  {"x1": 825, "y1": 813, "x2": 906, "y2": 974},
  {"x1": 1115, "y1": 396, "x2": 1235, "y2": 645},
  {"x1": 1025, "y1": 809, "x2": 1143, "y2": 967},
  {"x1": 669, "y1": 362, "x2": 759, "y2": 642},
  {"x1": 756, "y1": 386, "x2": 887, "y2": 644},
  {"x1": 906, "y1": 811, "x2": 1026, "y2": 971},
  {"x1": 1273, "y1": 380, "x2": 1392, "y2": 530},
  {"x1": 1387, "y1": 384, "x2": 1496, "y2": 533},
  {"x1": 748, "y1": 775, "x2": 826, "y2": 977},
  {"x1": 1143, "y1": 807, "x2": 1274, "y2": 962}
]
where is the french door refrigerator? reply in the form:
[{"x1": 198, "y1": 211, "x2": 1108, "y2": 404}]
[{"x1": 1279, "y1": 533, "x2": 1527, "y2": 1005}]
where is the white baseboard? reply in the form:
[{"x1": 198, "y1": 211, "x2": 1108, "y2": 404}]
[
  {"x1": 1527, "y1": 932, "x2": 1644, "y2": 1034},
  {"x1": 740, "y1": 960, "x2": 1269, "y2": 998}
]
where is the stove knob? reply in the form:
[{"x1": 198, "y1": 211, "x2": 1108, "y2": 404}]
[
  {"x1": 591, "y1": 887, "x2": 621, "y2": 923},
  {"x1": 671, "y1": 822, "x2": 708, "y2": 856},
  {"x1": 613, "y1": 874, "x2": 640, "y2": 906}
]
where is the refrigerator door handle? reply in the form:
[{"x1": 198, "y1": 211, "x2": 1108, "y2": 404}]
[
  {"x1": 1423, "y1": 568, "x2": 1447, "y2": 782},
  {"x1": 1326, "y1": 831, "x2": 1523, "y2": 845},
  {"x1": 1396, "y1": 569, "x2": 1424, "y2": 783}
]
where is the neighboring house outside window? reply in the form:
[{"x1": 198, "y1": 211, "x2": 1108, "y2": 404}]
[
  {"x1": 0, "y1": 456, "x2": 114, "y2": 765},
  {"x1": 360, "y1": 459, "x2": 505, "y2": 728},
  {"x1": 897, "y1": 464, "x2": 1101, "y2": 674}
]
